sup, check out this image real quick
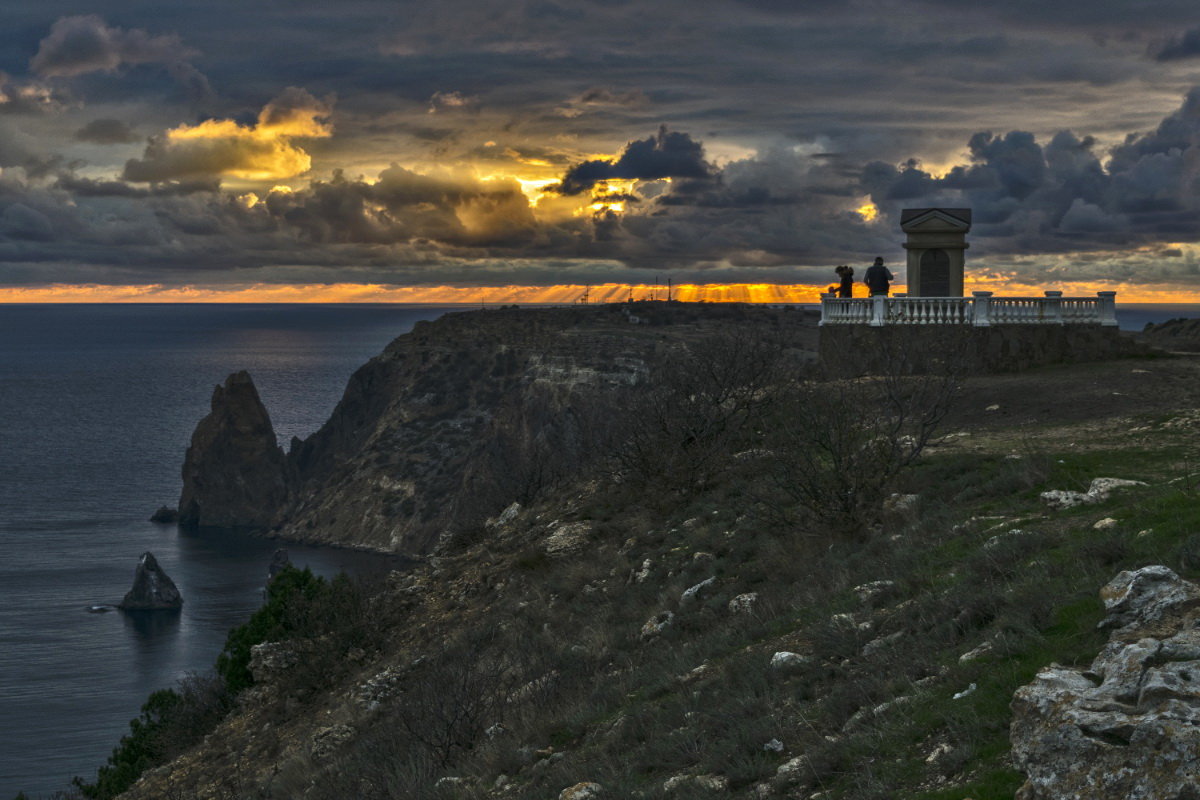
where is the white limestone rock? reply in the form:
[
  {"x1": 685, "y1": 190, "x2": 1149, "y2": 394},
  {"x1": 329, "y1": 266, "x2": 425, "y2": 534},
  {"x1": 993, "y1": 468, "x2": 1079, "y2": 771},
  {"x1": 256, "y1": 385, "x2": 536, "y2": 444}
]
[
  {"x1": 853, "y1": 580, "x2": 897, "y2": 604},
  {"x1": 728, "y1": 592, "x2": 759, "y2": 614},
  {"x1": 770, "y1": 651, "x2": 810, "y2": 672},
  {"x1": 1041, "y1": 477, "x2": 1147, "y2": 510},
  {"x1": 1099, "y1": 565, "x2": 1200, "y2": 631},
  {"x1": 545, "y1": 521, "x2": 593, "y2": 558},
  {"x1": 680, "y1": 576, "x2": 716, "y2": 604},
  {"x1": 958, "y1": 640, "x2": 995, "y2": 663},
  {"x1": 487, "y1": 501, "x2": 522, "y2": 528},
  {"x1": 662, "y1": 774, "x2": 729, "y2": 793},
  {"x1": 1011, "y1": 565, "x2": 1200, "y2": 798},
  {"x1": 559, "y1": 782, "x2": 603, "y2": 800}
]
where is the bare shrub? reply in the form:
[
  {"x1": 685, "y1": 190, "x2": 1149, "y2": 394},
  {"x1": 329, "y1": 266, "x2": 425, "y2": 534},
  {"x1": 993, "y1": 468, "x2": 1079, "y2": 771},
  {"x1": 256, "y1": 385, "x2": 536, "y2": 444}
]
[
  {"x1": 390, "y1": 630, "x2": 524, "y2": 767},
  {"x1": 604, "y1": 326, "x2": 791, "y2": 495},
  {"x1": 757, "y1": 345, "x2": 961, "y2": 532}
]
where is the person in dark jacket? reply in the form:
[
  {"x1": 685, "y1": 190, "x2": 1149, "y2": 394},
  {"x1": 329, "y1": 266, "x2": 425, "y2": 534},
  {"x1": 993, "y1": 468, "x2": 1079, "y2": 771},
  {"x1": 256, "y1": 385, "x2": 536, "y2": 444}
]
[
  {"x1": 835, "y1": 265, "x2": 854, "y2": 298},
  {"x1": 863, "y1": 257, "x2": 894, "y2": 296}
]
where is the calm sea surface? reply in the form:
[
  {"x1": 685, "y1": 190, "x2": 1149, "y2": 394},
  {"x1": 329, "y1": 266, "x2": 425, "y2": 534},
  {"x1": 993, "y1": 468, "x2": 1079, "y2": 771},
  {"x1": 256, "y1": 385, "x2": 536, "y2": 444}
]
[
  {"x1": 0, "y1": 301, "x2": 1196, "y2": 796},
  {"x1": 0, "y1": 304, "x2": 461, "y2": 797}
]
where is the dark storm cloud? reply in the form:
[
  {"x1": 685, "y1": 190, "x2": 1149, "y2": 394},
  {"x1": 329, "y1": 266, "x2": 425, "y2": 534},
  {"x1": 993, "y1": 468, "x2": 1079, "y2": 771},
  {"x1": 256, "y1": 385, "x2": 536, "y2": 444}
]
[
  {"x1": 30, "y1": 15, "x2": 214, "y2": 103},
  {"x1": 74, "y1": 118, "x2": 140, "y2": 144},
  {"x1": 270, "y1": 165, "x2": 538, "y2": 247},
  {"x1": 555, "y1": 127, "x2": 713, "y2": 195},
  {"x1": 1149, "y1": 29, "x2": 1200, "y2": 61},
  {"x1": 56, "y1": 175, "x2": 219, "y2": 197},
  {"x1": 32, "y1": 15, "x2": 193, "y2": 77},
  {"x1": 8, "y1": 0, "x2": 1200, "y2": 289},
  {"x1": 859, "y1": 88, "x2": 1200, "y2": 273}
]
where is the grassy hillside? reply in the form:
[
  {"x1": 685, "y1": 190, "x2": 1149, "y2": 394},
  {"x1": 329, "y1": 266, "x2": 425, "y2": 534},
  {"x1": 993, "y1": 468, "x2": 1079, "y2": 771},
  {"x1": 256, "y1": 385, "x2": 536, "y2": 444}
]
[{"x1": 60, "y1": 317, "x2": 1200, "y2": 800}]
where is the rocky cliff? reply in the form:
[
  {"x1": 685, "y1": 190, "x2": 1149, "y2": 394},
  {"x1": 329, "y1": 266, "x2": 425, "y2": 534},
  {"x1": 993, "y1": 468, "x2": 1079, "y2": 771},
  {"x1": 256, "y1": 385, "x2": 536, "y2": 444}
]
[{"x1": 178, "y1": 304, "x2": 818, "y2": 554}]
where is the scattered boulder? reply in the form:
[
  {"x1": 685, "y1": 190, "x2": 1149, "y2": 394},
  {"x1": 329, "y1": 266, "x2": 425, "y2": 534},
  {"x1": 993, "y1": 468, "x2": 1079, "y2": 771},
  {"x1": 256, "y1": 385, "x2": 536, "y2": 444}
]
[
  {"x1": 641, "y1": 611, "x2": 674, "y2": 640},
  {"x1": 770, "y1": 651, "x2": 809, "y2": 672},
  {"x1": 178, "y1": 371, "x2": 289, "y2": 530},
  {"x1": 559, "y1": 782, "x2": 603, "y2": 800},
  {"x1": 862, "y1": 631, "x2": 903, "y2": 656},
  {"x1": 249, "y1": 641, "x2": 302, "y2": 684},
  {"x1": 1040, "y1": 477, "x2": 1147, "y2": 510},
  {"x1": 149, "y1": 506, "x2": 179, "y2": 524},
  {"x1": 488, "y1": 501, "x2": 522, "y2": 529},
  {"x1": 1098, "y1": 564, "x2": 1200, "y2": 631},
  {"x1": 545, "y1": 521, "x2": 592, "y2": 558},
  {"x1": 852, "y1": 580, "x2": 897, "y2": 604},
  {"x1": 773, "y1": 755, "x2": 814, "y2": 786},
  {"x1": 118, "y1": 552, "x2": 183, "y2": 611},
  {"x1": 883, "y1": 493, "x2": 919, "y2": 515},
  {"x1": 680, "y1": 576, "x2": 716, "y2": 605},
  {"x1": 1011, "y1": 566, "x2": 1200, "y2": 798},
  {"x1": 959, "y1": 640, "x2": 995, "y2": 663},
  {"x1": 1092, "y1": 517, "x2": 1119, "y2": 531},
  {"x1": 662, "y1": 773, "x2": 729, "y2": 793},
  {"x1": 728, "y1": 592, "x2": 759, "y2": 614}
]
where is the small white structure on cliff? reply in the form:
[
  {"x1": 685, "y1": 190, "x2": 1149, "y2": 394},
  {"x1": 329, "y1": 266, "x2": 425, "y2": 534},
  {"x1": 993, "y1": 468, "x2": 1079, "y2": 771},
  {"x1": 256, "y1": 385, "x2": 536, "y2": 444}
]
[{"x1": 820, "y1": 206, "x2": 1117, "y2": 328}]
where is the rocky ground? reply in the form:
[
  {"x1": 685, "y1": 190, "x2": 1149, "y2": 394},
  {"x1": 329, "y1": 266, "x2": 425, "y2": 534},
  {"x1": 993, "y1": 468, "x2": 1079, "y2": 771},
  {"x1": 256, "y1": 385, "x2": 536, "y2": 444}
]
[{"x1": 81, "y1": 312, "x2": 1200, "y2": 800}]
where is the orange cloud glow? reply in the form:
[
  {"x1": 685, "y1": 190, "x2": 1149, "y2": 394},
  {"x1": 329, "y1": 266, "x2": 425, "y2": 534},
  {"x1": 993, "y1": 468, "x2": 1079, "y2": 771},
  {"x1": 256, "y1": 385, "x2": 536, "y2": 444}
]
[{"x1": 124, "y1": 87, "x2": 333, "y2": 182}]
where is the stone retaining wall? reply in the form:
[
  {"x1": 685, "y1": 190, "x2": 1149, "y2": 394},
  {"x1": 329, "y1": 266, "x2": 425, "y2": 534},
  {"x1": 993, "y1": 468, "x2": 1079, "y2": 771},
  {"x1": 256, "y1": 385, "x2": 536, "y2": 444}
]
[{"x1": 819, "y1": 324, "x2": 1148, "y2": 376}]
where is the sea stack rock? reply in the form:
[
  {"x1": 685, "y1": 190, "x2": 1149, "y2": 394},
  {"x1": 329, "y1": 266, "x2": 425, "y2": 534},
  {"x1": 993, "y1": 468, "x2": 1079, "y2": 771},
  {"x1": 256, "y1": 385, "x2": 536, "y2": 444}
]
[
  {"x1": 178, "y1": 370, "x2": 289, "y2": 530},
  {"x1": 268, "y1": 548, "x2": 291, "y2": 580},
  {"x1": 149, "y1": 505, "x2": 179, "y2": 524},
  {"x1": 118, "y1": 552, "x2": 183, "y2": 611}
]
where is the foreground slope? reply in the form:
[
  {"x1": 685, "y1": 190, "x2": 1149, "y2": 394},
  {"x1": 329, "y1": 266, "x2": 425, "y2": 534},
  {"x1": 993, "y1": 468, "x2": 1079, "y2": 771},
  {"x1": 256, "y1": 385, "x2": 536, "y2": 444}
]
[{"x1": 106, "y1": 314, "x2": 1200, "y2": 800}]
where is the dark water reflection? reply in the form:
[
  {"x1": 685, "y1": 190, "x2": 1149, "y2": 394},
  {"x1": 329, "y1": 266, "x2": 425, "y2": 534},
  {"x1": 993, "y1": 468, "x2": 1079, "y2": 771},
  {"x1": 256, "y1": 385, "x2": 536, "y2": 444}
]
[{"x1": 0, "y1": 304, "x2": 455, "y2": 797}]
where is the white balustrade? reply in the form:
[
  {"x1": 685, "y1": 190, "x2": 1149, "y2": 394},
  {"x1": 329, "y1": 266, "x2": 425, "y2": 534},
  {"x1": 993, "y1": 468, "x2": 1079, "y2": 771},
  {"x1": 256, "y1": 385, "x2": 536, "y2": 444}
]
[{"x1": 819, "y1": 291, "x2": 1115, "y2": 327}]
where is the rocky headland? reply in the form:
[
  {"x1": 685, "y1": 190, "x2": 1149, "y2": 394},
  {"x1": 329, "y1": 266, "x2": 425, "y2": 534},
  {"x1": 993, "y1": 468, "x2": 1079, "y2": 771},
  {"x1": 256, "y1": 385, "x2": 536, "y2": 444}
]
[
  {"x1": 71, "y1": 308, "x2": 1200, "y2": 800},
  {"x1": 177, "y1": 304, "x2": 818, "y2": 554}
]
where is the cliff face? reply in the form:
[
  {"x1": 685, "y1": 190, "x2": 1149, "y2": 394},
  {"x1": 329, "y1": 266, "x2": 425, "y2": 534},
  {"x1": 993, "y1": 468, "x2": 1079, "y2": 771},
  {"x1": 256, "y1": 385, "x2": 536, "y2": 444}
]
[
  {"x1": 279, "y1": 307, "x2": 675, "y2": 553},
  {"x1": 178, "y1": 370, "x2": 289, "y2": 530},
  {"x1": 178, "y1": 305, "x2": 818, "y2": 554}
]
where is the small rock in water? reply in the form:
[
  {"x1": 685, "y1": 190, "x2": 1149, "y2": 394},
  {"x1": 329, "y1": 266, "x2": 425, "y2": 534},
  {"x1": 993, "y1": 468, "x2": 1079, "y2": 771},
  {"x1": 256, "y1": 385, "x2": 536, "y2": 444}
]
[
  {"x1": 118, "y1": 552, "x2": 183, "y2": 611},
  {"x1": 149, "y1": 506, "x2": 179, "y2": 524},
  {"x1": 85, "y1": 605, "x2": 111, "y2": 614},
  {"x1": 268, "y1": 548, "x2": 291, "y2": 580}
]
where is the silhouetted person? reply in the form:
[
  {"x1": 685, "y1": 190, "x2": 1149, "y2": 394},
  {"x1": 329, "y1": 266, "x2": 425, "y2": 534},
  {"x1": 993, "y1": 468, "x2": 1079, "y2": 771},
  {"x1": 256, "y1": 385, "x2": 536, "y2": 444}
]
[
  {"x1": 864, "y1": 257, "x2": 894, "y2": 296},
  {"x1": 835, "y1": 265, "x2": 854, "y2": 298}
]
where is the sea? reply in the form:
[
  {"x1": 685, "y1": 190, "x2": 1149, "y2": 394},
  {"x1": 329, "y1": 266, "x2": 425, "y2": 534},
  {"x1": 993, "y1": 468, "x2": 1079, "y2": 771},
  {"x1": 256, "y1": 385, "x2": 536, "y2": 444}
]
[
  {"x1": 0, "y1": 301, "x2": 1195, "y2": 797},
  {"x1": 0, "y1": 304, "x2": 461, "y2": 798}
]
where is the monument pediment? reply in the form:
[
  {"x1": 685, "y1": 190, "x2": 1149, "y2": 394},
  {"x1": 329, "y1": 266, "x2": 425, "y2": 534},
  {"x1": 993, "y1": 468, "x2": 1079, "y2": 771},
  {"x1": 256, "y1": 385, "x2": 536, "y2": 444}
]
[{"x1": 900, "y1": 208, "x2": 972, "y2": 233}]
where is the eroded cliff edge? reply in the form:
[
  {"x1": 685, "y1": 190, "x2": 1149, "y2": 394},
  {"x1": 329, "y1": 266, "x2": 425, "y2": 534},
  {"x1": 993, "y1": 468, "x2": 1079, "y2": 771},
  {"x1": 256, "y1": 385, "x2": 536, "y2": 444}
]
[{"x1": 178, "y1": 304, "x2": 818, "y2": 555}]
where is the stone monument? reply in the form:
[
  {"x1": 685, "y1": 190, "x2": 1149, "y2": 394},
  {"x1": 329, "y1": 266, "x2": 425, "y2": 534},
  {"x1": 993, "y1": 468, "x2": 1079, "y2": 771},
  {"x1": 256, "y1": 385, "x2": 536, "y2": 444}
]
[{"x1": 900, "y1": 208, "x2": 972, "y2": 297}]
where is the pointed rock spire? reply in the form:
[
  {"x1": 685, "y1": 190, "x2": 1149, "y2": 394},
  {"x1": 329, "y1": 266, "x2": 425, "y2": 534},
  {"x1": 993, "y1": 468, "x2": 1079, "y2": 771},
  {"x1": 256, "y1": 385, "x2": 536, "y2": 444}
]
[{"x1": 118, "y1": 552, "x2": 183, "y2": 610}]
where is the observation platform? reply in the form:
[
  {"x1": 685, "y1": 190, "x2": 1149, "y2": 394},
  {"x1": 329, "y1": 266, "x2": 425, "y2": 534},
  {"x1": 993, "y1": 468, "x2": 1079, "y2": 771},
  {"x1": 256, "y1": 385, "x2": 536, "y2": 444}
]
[{"x1": 819, "y1": 290, "x2": 1118, "y2": 328}]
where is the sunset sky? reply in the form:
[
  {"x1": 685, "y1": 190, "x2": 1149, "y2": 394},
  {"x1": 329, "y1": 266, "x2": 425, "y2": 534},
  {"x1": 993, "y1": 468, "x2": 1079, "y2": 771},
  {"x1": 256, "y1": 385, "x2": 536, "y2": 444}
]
[{"x1": 5, "y1": 1, "x2": 1200, "y2": 301}]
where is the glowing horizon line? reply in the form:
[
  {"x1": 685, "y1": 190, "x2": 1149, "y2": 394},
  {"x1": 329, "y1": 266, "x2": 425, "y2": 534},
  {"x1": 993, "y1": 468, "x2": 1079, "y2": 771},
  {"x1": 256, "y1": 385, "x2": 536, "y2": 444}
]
[{"x1": 0, "y1": 281, "x2": 1198, "y2": 304}]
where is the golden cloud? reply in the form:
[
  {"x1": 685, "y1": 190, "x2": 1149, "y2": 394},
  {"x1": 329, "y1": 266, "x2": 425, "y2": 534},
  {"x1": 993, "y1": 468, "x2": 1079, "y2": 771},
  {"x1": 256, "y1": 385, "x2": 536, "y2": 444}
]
[{"x1": 123, "y1": 87, "x2": 333, "y2": 182}]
